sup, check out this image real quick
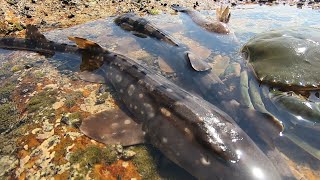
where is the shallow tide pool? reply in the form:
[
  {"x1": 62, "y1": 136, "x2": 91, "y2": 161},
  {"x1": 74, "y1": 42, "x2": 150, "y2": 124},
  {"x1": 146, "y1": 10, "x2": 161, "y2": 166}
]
[{"x1": 1, "y1": 4, "x2": 320, "y2": 179}]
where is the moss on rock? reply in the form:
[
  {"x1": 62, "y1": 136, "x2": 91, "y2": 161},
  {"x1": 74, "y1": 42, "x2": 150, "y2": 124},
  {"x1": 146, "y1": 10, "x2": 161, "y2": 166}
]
[
  {"x1": 0, "y1": 102, "x2": 19, "y2": 132},
  {"x1": 64, "y1": 91, "x2": 83, "y2": 108},
  {"x1": 70, "y1": 145, "x2": 118, "y2": 170},
  {"x1": 131, "y1": 145, "x2": 161, "y2": 180},
  {"x1": 26, "y1": 90, "x2": 57, "y2": 113},
  {"x1": 0, "y1": 83, "x2": 15, "y2": 101}
]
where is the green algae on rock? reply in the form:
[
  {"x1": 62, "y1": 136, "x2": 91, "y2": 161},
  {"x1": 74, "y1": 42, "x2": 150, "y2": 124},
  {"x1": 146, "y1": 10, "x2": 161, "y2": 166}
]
[
  {"x1": 241, "y1": 27, "x2": 320, "y2": 90},
  {"x1": 0, "y1": 102, "x2": 19, "y2": 132},
  {"x1": 26, "y1": 89, "x2": 57, "y2": 112},
  {"x1": 70, "y1": 145, "x2": 118, "y2": 169},
  {"x1": 64, "y1": 91, "x2": 83, "y2": 109},
  {"x1": 0, "y1": 83, "x2": 15, "y2": 102},
  {"x1": 131, "y1": 145, "x2": 161, "y2": 180}
]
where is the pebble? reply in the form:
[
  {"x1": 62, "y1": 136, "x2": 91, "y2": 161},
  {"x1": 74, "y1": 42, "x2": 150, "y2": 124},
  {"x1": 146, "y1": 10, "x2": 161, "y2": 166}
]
[
  {"x1": 95, "y1": 98, "x2": 105, "y2": 105},
  {"x1": 22, "y1": 88, "x2": 29, "y2": 94},
  {"x1": 115, "y1": 144, "x2": 123, "y2": 153},
  {"x1": 122, "y1": 161, "x2": 129, "y2": 167},
  {"x1": 67, "y1": 14, "x2": 75, "y2": 19},
  {"x1": 122, "y1": 150, "x2": 136, "y2": 160}
]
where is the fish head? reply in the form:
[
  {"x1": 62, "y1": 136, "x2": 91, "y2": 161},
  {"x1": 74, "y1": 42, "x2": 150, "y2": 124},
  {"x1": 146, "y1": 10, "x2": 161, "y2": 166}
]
[
  {"x1": 144, "y1": 95, "x2": 283, "y2": 180},
  {"x1": 207, "y1": 21, "x2": 231, "y2": 34}
]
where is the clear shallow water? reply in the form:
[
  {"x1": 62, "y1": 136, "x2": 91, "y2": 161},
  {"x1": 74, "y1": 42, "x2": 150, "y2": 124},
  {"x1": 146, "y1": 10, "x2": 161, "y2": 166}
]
[{"x1": 2, "y1": 4, "x2": 320, "y2": 179}]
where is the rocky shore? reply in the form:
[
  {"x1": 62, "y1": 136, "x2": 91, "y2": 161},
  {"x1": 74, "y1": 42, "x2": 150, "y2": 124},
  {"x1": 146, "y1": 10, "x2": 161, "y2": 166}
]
[{"x1": 0, "y1": 0, "x2": 223, "y2": 37}]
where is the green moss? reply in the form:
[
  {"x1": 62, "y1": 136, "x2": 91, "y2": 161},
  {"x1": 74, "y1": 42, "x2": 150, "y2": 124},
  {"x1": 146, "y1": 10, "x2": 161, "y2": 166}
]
[
  {"x1": 64, "y1": 91, "x2": 82, "y2": 108},
  {"x1": 0, "y1": 83, "x2": 15, "y2": 100},
  {"x1": 70, "y1": 145, "x2": 118, "y2": 170},
  {"x1": 131, "y1": 145, "x2": 161, "y2": 180},
  {"x1": 64, "y1": 99, "x2": 76, "y2": 109},
  {"x1": 34, "y1": 70, "x2": 45, "y2": 78},
  {"x1": 149, "y1": 9, "x2": 160, "y2": 15},
  {"x1": 33, "y1": 108, "x2": 55, "y2": 122},
  {"x1": 2, "y1": 63, "x2": 11, "y2": 69},
  {"x1": 65, "y1": 112, "x2": 82, "y2": 128},
  {"x1": 10, "y1": 65, "x2": 23, "y2": 72},
  {"x1": 69, "y1": 112, "x2": 81, "y2": 120},
  {"x1": 13, "y1": 23, "x2": 24, "y2": 31},
  {"x1": 102, "y1": 146, "x2": 118, "y2": 165},
  {"x1": 26, "y1": 90, "x2": 56, "y2": 113},
  {"x1": 99, "y1": 92, "x2": 110, "y2": 100},
  {"x1": 0, "y1": 102, "x2": 19, "y2": 131}
]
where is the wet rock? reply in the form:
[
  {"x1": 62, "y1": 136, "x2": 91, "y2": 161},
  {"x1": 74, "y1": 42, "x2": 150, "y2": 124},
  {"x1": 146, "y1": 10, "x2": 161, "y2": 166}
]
[
  {"x1": 95, "y1": 98, "x2": 105, "y2": 105},
  {"x1": 24, "y1": 64, "x2": 33, "y2": 69},
  {"x1": 61, "y1": 113, "x2": 82, "y2": 128},
  {"x1": 22, "y1": 88, "x2": 29, "y2": 94},
  {"x1": 97, "y1": 85, "x2": 108, "y2": 94},
  {"x1": 115, "y1": 144, "x2": 123, "y2": 153},
  {"x1": 0, "y1": 98, "x2": 8, "y2": 104},
  {"x1": 67, "y1": 14, "x2": 75, "y2": 19},
  {"x1": 0, "y1": 155, "x2": 18, "y2": 176}
]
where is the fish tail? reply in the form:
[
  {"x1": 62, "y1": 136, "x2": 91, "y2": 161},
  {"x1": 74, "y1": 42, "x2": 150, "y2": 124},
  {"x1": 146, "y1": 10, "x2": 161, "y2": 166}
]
[{"x1": 216, "y1": 6, "x2": 231, "y2": 23}]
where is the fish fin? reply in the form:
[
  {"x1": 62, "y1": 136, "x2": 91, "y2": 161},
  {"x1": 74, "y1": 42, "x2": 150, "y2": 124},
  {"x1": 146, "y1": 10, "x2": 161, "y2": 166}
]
[
  {"x1": 221, "y1": 6, "x2": 230, "y2": 23},
  {"x1": 216, "y1": 6, "x2": 222, "y2": 21},
  {"x1": 186, "y1": 52, "x2": 212, "y2": 72},
  {"x1": 171, "y1": 4, "x2": 188, "y2": 12},
  {"x1": 26, "y1": 24, "x2": 49, "y2": 43},
  {"x1": 80, "y1": 109, "x2": 146, "y2": 146},
  {"x1": 68, "y1": 36, "x2": 104, "y2": 51},
  {"x1": 158, "y1": 57, "x2": 175, "y2": 73},
  {"x1": 132, "y1": 31, "x2": 148, "y2": 38},
  {"x1": 216, "y1": 6, "x2": 231, "y2": 23},
  {"x1": 226, "y1": 12, "x2": 231, "y2": 23}
]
